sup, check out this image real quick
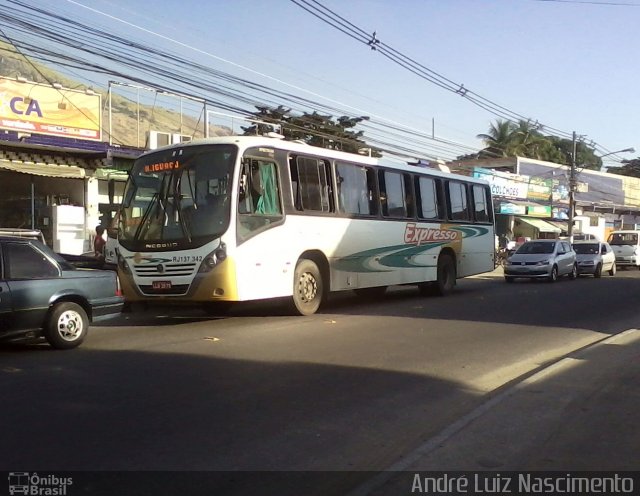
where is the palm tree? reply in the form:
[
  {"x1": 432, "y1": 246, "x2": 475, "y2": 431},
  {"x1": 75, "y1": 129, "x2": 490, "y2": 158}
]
[
  {"x1": 476, "y1": 120, "x2": 516, "y2": 157},
  {"x1": 478, "y1": 119, "x2": 555, "y2": 160},
  {"x1": 510, "y1": 120, "x2": 553, "y2": 159}
]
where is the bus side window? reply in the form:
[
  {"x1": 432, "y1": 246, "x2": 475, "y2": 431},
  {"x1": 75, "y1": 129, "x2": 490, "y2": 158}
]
[
  {"x1": 238, "y1": 157, "x2": 283, "y2": 239},
  {"x1": 379, "y1": 170, "x2": 408, "y2": 218},
  {"x1": 291, "y1": 156, "x2": 334, "y2": 213},
  {"x1": 335, "y1": 162, "x2": 377, "y2": 216},
  {"x1": 416, "y1": 176, "x2": 440, "y2": 220},
  {"x1": 472, "y1": 184, "x2": 491, "y2": 223},
  {"x1": 239, "y1": 159, "x2": 281, "y2": 215},
  {"x1": 447, "y1": 180, "x2": 471, "y2": 221}
]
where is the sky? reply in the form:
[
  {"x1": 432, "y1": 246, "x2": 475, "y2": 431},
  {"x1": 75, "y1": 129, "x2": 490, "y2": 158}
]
[{"x1": 3, "y1": 0, "x2": 640, "y2": 166}]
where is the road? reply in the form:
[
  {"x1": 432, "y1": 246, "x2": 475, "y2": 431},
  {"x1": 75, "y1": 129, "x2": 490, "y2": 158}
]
[{"x1": 2, "y1": 268, "x2": 640, "y2": 493}]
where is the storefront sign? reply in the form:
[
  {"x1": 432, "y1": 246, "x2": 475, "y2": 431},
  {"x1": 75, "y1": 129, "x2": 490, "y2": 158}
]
[
  {"x1": 499, "y1": 202, "x2": 527, "y2": 215},
  {"x1": 0, "y1": 77, "x2": 101, "y2": 140},
  {"x1": 527, "y1": 204, "x2": 552, "y2": 217},
  {"x1": 473, "y1": 167, "x2": 528, "y2": 199},
  {"x1": 519, "y1": 158, "x2": 624, "y2": 206},
  {"x1": 526, "y1": 177, "x2": 552, "y2": 201},
  {"x1": 552, "y1": 207, "x2": 569, "y2": 220}
]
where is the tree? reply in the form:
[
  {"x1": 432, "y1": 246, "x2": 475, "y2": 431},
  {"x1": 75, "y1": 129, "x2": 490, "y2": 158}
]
[
  {"x1": 476, "y1": 119, "x2": 515, "y2": 158},
  {"x1": 242, "y1": 106, "x2": 381, "y2": 156},
  {"x1": 607, "y1": 158, "x2": 640, "y2": 178},
  {"x1": 473, "y1": 119, "x2": 602, "y2": 169}
]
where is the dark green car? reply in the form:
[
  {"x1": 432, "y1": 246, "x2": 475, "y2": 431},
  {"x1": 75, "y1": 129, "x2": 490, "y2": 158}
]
[{"x1": 0, "y1": 236, "x2": 124, "y2": 349}]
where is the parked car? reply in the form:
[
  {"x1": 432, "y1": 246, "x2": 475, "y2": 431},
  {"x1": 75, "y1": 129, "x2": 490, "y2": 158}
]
[
  {"x1": 59, "y1": 251, "x2": 113, "y2": 270},
  {"x1": 0, "y1": 236, "x2": 124, "y2": 349},
  {"x1": 0, "y1": 228, "x2": 46, "y2": 245},
  {"x1": 606, "y1": 230, "x2": 640, "y2": 269},
  {"x1": 573, "y1": 241, "x2": 616, "y2": 277},
  {"x1": 504, "y1": 239, "x2": 577, "y2": 283}
]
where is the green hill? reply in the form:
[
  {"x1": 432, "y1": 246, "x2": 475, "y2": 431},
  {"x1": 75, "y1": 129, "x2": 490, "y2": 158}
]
[{"x1": 0, "y1": 40, "x2": 230, "y2": 147}]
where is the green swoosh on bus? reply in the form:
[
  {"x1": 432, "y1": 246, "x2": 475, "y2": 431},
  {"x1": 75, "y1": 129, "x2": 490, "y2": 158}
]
[{"x1": 333, "y1": 225, "x2": 490, "y2": 272}]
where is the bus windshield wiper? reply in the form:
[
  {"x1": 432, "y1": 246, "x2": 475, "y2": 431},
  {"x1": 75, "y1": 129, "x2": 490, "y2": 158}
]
[
  {"x1": 133, "y1": 174, "x2": 169, "y2": 241},
  {"x1": 173, "y1": 173, "x2": 192, "y2": 243},
  {"x1": 133, "y1": 192, "x2": 158, "y2": 241}
]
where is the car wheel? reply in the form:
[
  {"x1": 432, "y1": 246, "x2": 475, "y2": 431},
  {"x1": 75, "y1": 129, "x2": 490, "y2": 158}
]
[
  {"x1": 548, "y1": 265, "x2": 558, "y2": 282},
  {"x1": 609, "y1": 263, "x2": 616, "y2": 276},
  {"x1": 594, "y1": 263, "x2": 602, "y2": 278},
  {"x1": 434, "y1": 254, "x2": 456, "y2": 296},
  {"x1": 569, "y1": 264, "x2": 578, "y2": 280},
  {"x1": 291, "y1": 259, "x2": 323, "y2": 315},
  {"x1": 44, "y1": 302, "x2": 89, "y2": 349}
]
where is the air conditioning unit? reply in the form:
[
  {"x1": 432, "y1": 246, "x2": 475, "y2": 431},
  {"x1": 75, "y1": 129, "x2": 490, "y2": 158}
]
[
  {"x1": 172, "y1": 134, "x2": 192, "y2": 144},
  {"x1": 148, "y1": 130, "x2": 171, "y2": 149}
]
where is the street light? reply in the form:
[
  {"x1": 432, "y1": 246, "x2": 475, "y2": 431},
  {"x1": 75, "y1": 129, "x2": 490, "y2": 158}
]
[
  {"x1": 599, "y1": 147, "x2": 635, "y2": 171},
  {"x1": 600, "y1": 147, "x2": 635, "y2": 159}
]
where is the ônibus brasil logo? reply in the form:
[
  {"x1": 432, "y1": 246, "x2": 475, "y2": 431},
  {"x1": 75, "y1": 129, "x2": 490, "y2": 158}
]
[
  {"x1": 404, "y1": 223, "x2": 461, "y2": 246},
  {"x1": 8, "y1": 472, "x2": 72, "y2": 495}
]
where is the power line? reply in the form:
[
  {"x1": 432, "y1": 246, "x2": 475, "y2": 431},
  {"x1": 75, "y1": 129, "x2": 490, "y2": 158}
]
[
  {"x1": 532, "y1": 0, "x2": 640, "y2": 6},
  {"x1": 0, "y1": 0, "x2": 484, "y2": 161},
  {"x1": 290, "y1": 0, "x2": 619, "y2": 146}
]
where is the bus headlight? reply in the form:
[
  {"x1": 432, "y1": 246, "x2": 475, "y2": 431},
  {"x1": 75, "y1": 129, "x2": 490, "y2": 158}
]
[
  {"x1": 199, "y1": 242, "x2": 227, "y2": 273},
  {"x1": 117, "y1": 253, "x2": 131, "y2": 274},
  {"x1": 215, "y1": 243, "x2": 227, "y2": 262}
]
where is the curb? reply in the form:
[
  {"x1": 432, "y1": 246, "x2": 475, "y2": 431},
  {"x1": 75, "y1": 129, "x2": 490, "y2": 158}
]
[{"x1": 348, "y1": 328, "x2": 640, "y2": 496}]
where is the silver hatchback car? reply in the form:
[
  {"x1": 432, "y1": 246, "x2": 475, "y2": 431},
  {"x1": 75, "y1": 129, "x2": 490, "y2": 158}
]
[
  {"x1": 504, "y1": 239, "x2": 577, "y2": 283},
  {"x1": 573, "y1": 241, "x2": 616, "y2": 277}
]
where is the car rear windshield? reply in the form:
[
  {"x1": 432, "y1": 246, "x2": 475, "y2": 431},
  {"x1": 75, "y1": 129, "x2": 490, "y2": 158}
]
[
  {"x1": 608, "y1": 233, "x2": 638, "y2": 245},
  {"x1": 516, "y1": 242, "x2": 555, "y2": 254},
  {"x1": 573, "y1": 243, "x2": 599, "y2": 255}
]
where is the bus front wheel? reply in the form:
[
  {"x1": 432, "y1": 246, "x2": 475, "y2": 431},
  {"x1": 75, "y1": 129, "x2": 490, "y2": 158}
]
[{"x1": 292, "y1": 259, "x2": 323, "y2": 316}]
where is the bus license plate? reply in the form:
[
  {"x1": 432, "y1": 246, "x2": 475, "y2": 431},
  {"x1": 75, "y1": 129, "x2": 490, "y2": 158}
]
[{"x1": 152, "y1": 281, "x2": 172, "y2": 290}]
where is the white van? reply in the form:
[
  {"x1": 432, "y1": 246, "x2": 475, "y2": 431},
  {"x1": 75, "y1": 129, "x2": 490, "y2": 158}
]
[{"x1": 607, "y1": 230, "x2": 640, "y2": 268}]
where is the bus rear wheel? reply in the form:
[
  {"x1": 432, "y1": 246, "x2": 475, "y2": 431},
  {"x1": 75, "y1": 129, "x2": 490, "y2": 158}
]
[
  {"x1": 434, "y1": 254, "x2": 456, "y2": 296},
  {"x1": 291, "y1": 259, "x2": 323, "y2": 316}
]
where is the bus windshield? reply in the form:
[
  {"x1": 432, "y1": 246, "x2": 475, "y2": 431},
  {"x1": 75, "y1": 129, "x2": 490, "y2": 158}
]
[{"x1": 119, "y1": 144, "x2": 237, "y2": 249}]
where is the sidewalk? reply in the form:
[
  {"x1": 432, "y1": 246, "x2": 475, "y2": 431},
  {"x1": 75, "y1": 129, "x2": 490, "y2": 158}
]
[
  {"x1": 469, "y1": 265, "x2": 505, "y2": 279},
  {"x1": 354, "y1": 328, "x2": 640, "y2": 494}
]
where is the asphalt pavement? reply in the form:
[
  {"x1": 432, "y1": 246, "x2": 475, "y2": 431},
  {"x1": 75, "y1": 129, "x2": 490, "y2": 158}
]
[{"x1": 348, "y1": 267, "x2": 640, "y2": 494}]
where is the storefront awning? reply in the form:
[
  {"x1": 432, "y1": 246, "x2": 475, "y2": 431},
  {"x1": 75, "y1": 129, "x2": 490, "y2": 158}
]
[
  {"x1": 517, "y1": 216, "x2": 561, "y2": 233},
  {"x1": 547, "y1": 220, "x2": 569, "y2": 233},
  {"x1": 0, "y1": 159, "x2": 85, "y2": 179}
]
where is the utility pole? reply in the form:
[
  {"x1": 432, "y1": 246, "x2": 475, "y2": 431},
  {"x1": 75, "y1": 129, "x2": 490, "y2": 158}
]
[{"x1": 568, "y1": 131, "x2": 577, "y2": 242}]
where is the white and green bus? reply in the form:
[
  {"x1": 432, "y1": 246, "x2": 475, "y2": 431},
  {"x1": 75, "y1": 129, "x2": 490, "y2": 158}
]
[{"x1": 116, "y1": 135, "x2": 495, "y2": 315}]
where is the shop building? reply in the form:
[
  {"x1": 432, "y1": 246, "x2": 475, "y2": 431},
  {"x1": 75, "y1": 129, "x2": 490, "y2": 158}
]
[
  {"x1": 449, "y1": 156, "x2": 640, "y2": 243},
  {"x1": 0, "y1": 76, "x2": 144, "y2": 253},
  {"x1": 0, "y1": 130, "x2": 141, "y2": 253}
]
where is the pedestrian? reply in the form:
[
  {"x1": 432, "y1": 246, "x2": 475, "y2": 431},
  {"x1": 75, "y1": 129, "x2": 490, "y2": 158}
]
[{"x1": 94, "y1": 225, "x2": 106, "y2": 261}]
